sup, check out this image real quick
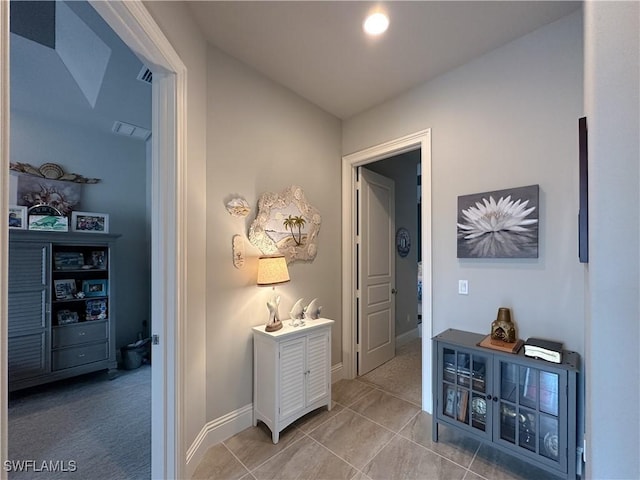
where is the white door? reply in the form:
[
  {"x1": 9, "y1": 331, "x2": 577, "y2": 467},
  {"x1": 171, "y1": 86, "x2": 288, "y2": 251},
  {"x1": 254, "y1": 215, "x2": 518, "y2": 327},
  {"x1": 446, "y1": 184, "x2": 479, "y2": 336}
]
[{"x1": 358, "y1": 167, "x2": 395, "y2": 375}]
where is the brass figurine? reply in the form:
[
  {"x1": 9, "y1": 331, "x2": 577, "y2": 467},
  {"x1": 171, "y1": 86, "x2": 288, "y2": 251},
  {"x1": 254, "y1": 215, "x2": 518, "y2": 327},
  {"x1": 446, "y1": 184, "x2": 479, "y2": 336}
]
[{"x1": 491, "y1": 307, "x2": 516, "y2": 343}]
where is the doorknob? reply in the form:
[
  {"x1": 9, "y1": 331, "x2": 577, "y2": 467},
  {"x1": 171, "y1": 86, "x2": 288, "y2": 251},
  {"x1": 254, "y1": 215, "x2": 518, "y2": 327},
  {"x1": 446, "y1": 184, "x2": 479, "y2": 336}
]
[{"x1": 391, "y1": 288, "x2": 397, "y2": 294}]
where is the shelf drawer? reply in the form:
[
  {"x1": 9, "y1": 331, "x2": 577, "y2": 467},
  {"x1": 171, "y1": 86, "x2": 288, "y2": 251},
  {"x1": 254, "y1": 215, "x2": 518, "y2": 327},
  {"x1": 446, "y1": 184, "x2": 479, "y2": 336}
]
[
  {"x1": 52, "y1": 342, "x2": 108, "y2": 370},
  {"x1": 52, "y1": 321, "x2": 108, "y2": 348}
]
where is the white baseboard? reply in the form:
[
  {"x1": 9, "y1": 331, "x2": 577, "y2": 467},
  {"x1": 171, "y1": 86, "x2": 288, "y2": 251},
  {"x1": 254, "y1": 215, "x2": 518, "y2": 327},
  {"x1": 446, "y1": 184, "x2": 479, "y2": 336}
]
[
  {"x1": 396, "y1": 327, "x2": 420, "y2": 348},
  {"x1": 185, "y1": 364, "x2": 344, "y2": 477},
  {"x1": 185, "y1": 404, "x2": 253, "y2": 478},
  {"x1": 331, "y1": 362, "x2": 343, "y2": 384},
  {"x1": 186, "y1": 363, "x2": 344, "y2": 477}
]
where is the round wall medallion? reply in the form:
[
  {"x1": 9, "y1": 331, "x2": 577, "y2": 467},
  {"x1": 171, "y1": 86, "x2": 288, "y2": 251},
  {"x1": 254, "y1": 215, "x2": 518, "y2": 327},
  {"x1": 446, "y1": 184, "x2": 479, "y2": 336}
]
[{"x1": 396, "y1": 227, "x2": 411, "y2": 257}]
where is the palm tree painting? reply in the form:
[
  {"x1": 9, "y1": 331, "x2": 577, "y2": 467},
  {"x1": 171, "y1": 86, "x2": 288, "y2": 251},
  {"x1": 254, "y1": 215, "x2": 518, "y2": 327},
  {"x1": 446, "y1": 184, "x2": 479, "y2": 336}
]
[
  {"x1": 283, "y1": 215, "x2": 306, "y2": 246},
  {"x1": 248, "y1": 185, "x2": 321, "y2": 263},
  {"x1": 457, "y1": 185, "x2": 539, "y2": 258}
]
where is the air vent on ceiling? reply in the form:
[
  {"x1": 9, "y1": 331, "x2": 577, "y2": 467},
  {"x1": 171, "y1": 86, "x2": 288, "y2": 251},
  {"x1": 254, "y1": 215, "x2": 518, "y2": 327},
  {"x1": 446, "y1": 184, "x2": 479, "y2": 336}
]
[
  {"x1": 137, "y1": 66, "x2": 152, "y2": 84},
  {"x1": 112, "y1": 121, "x2": 151, "y2": 141}
]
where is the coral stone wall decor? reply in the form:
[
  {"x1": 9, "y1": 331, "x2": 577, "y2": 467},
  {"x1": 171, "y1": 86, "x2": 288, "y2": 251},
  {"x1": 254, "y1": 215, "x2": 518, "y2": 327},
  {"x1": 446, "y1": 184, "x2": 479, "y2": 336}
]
[
  {"x1": 457, "y1": 185, "x2": 539, "y2": 258},
  {"x1": 249, "y1": 185, "x2": 321, "y2": 263},
  {"x1": 10, "y1": 162, "x2": 101, "y2": 216}
]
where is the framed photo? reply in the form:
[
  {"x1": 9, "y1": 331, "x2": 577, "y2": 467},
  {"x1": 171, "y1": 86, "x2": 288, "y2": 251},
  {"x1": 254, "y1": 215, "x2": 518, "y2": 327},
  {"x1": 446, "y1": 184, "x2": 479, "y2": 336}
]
[
  {"x1": 28, "y1": 215, "x2": 68, "y2": 232},
  {"x1": 57, "y1": 309, "x2": 79, "y2": 325},
  {"x1": 82, "y1": 279, "x2": 108, "y2": 297},
  {"x1": 90, "y1": 250, "x2": 107, "y2": 269},
  {"x1": 444, "y1": 386, "x2": 456, "y2": 417},
  {"x1": 54, "y1": 279, "x2": 77, "y2": 300},
  {"x1": 86, "y1": 299, "x2": 107, "y2": 320},
  {"x1": 71, "y1": 211, "x2": 109, "y2": 233},
  {"x1": 9, "y1": 205, "x2": 27, "y2": 230},
  {"x1": 54, "y1": 252, "x2": 85, "y2": 270},
  {"x1": 457, "y1": 390, "x2": 469, "y2": 422}
]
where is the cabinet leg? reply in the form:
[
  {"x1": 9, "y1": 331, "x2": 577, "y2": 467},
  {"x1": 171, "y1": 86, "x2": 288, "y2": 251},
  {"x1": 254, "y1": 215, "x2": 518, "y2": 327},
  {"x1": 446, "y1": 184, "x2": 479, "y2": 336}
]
[
  {"x1": 433, "y1": 420, "x2": 439, "y2": 443},
  {"x1": 272, "y1": 431, "x2": 279, "y2": 444}
]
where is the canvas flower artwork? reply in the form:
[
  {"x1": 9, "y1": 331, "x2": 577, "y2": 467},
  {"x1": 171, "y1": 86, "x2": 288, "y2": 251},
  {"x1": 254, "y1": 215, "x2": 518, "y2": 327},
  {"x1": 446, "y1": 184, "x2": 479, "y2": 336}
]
[{"x1": 457, "y1": 185, "x2": 539, "y2": 258}]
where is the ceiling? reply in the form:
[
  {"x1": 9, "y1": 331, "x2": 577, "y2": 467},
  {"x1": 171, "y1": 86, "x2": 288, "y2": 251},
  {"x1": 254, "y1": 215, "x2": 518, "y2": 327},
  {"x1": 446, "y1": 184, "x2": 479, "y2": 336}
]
[
  {"x1": 10, "y1": 1, "x2": 151, "y2": 137},
  {"x1": 188, "y1": 1, "x2": 581, "y2": 119},
  {"x1": 10, "y1": 1, "x2": 581, "y2": 132}
]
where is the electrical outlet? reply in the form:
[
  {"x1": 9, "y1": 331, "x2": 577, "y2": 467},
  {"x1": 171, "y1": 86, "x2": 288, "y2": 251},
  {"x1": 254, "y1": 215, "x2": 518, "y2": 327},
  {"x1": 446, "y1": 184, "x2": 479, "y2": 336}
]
[{"x1": 458, "y1": 280, "x2": 469, "y2": 295}]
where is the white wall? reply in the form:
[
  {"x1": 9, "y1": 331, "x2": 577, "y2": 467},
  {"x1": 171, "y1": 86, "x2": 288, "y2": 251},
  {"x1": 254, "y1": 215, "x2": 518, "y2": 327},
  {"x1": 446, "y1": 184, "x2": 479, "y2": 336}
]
[
  {"x1": 205, "y1": 46, "x2": 342, "y2": 421},
  {"x1": 10, "y1": 112, "x2": 149, "y2": 350},
  {"x1": 144, "y1": 0, "x2": 209, "y2": 463},
  {"x1": 344, "y1": 12, "x2": 585, "y2": 357},
  {"x1": 584, "y1": 2, "x2": 639, "y2": 478}
]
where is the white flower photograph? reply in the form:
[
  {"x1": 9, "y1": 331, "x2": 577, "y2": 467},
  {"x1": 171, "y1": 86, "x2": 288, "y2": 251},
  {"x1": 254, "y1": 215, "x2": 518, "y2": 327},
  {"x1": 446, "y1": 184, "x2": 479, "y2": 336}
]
[{"x1": 457, "y1": 185, "x2": 539, "y2": 258}]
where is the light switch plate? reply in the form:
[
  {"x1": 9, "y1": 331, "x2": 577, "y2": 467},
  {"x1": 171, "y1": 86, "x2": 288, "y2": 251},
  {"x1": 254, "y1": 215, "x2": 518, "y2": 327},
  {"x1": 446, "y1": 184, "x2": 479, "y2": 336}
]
[{"x1": 458, "y1": 280, "x2": 469, "y2": 295}]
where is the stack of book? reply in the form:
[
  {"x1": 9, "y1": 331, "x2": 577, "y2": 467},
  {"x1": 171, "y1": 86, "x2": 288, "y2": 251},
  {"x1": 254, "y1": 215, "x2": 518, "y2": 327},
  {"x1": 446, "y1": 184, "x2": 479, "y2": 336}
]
[{"x1": 524, "y1": 338, "x2": 563, "y2": 364}]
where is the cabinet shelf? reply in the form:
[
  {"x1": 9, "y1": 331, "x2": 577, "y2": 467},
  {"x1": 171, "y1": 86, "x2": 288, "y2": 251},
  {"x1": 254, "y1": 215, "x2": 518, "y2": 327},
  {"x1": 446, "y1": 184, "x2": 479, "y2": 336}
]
[{"x1": 433, "y1": 328, "x2": 580, "y2": 480}]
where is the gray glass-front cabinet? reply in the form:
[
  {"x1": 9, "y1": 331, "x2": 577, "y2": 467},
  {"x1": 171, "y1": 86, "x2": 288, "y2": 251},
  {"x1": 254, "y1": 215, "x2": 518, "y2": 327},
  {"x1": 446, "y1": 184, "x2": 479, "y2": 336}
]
[
  {"x1": 8, "y1": 230, "x2": 119, "y2": 391},
  {"x1": 433, "y1": 329, "x2": 580, "y2": 480}
]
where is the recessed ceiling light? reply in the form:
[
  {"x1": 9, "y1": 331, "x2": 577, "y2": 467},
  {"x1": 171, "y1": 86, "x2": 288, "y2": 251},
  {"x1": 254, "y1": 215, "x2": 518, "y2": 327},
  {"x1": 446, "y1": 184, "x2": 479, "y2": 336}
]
[{"x1": 363, "y1": 12, "x2": 389, "y2": 36}]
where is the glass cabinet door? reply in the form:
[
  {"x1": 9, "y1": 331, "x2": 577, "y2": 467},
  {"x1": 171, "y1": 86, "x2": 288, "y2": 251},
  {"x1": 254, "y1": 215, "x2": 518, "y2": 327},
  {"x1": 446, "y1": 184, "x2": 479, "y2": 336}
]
[
  {"x1": 496, "y1": 360, "x2": 564, "y2": 467},
  {"x1": 440, "y1": 347, "x2": 488, "y2": 436}
]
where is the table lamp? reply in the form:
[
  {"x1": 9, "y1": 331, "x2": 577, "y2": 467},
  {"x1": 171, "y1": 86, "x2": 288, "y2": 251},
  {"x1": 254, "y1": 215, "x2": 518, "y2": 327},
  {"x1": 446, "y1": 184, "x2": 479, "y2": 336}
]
[{"x1": 257, "y1": 255, "x2": 290, "y2": 332}]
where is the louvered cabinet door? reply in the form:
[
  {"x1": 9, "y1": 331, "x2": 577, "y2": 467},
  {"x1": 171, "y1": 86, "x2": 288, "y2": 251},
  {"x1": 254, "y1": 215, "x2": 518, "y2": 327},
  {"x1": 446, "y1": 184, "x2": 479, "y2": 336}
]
[
  {"x1": 306, "y1": 329, "x2": 330, "y2": 405},
  {"x1": 279, "y1": 337, "x2": 306, "y2": 420},
  {"x1": 8, "y1": 242, "x2": 49, "y2": 382}
]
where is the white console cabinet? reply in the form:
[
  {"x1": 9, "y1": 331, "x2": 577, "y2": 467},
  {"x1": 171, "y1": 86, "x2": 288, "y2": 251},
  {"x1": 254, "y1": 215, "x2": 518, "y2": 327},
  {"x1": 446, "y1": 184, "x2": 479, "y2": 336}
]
[{"x1": 252, "y1": 318, "x2": 334, "y2": 443}]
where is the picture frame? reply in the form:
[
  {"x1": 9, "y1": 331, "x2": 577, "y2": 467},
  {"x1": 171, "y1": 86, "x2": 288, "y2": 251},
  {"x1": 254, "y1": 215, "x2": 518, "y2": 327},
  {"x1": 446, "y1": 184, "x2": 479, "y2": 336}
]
[
  {"x1": 444, "y1": 386, "x2": 456, "y2": 417},
  {"x1": 248, "y1": 185, "x2": 321, "y2": 264},
  {"x1": 71, "y1": 211, "x2": 109, "y2": 233},
  {"x1": 54, "y1": 279, "x2": 77, "y2": 300},
  {"x1": 85, "y1": 298, "x2": 107, "y2": 320},
  {"x1": 28, "y1": 214, "x2": 68, "y2": 232},
  {"x1": 578, "y1": 117, "x2": 589, "y2": 263},
  {"x1": 82, "y1": 279, "x2": 108, "y2": 297},
  {"x1": 90, "y1": 250, "x2": 107, "y2": 269},
  {"x1": 57, "y1": 309, "x2": 79, "y2": 325},
  {"x1": 457, "y1": 184, "x2": 539, "y2": 258},
  {"x1": 54, "y1": 252, "x2": 85, "y2": 271},
  {"x1": 457, "y1": 390, "x2": 469, "y2": 422},
  {"x1": 9, "y1": 205, "x2": 27, "y2": 229}
]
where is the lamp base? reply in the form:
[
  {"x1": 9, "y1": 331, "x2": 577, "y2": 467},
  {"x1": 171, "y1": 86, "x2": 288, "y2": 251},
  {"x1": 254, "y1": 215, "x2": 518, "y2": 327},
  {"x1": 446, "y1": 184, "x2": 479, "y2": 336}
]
[{"x1": 265, "y1": 319, "x2": 283, "y2": 332}]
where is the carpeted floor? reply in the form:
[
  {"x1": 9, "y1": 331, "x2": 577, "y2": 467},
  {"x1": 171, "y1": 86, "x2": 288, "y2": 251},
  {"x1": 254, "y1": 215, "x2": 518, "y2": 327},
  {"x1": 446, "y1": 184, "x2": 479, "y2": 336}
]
[
  {"x1": 358, "y1": 337, "x2": 422, "y2": 406},
  {"x1": 7, "y1": 365, "x2": 151, "y2": 480}
]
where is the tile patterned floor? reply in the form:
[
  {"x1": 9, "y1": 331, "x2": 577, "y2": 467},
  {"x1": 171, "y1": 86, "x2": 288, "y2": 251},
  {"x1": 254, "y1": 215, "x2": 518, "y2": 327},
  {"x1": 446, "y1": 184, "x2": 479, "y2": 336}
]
[{"x1": 193, "y1": 340, "x2": 562, "y2": 480}]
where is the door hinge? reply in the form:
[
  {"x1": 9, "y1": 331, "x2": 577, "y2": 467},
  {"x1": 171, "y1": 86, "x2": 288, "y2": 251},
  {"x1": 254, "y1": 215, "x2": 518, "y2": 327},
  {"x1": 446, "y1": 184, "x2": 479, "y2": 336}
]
[{"x1": 152, "y1": 334, "x2": 160, "y2": 345}]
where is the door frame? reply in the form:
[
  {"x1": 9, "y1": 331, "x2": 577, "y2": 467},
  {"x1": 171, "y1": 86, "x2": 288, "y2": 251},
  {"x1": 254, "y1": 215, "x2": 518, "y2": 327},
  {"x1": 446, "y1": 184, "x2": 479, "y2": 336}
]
[
  {"x1": 341, "y1": 129, "x2": 433, "y2": 412},
  {"x1": 0, "y1": 2, "x2": 187, "y2": 478}
]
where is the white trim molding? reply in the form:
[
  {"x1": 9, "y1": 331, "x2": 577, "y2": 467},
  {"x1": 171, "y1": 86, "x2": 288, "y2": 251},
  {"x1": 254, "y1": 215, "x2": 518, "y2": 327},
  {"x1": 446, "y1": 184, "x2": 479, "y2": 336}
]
[
  {"x1": 331, "y1": 362, "x2": 344, "y2": 384},
  {"x1": 341, "y1": 129, "x2": 433, "y2": 413},
  {"x1": 0, "y1": 1, "x2": 10, "y2": 475},
  {"x1": 185, "y1": 404, "x2": 253, "y2": 479},
  {"x1": 88, "y1": 2, "x2": 188, "y2": 478}
]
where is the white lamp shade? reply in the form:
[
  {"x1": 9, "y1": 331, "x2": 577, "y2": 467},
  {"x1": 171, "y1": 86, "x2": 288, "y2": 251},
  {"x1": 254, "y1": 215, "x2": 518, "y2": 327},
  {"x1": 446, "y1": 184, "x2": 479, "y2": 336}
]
[{"x1": 257, "y1": 255, "x2": 290, "y2": 286}]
